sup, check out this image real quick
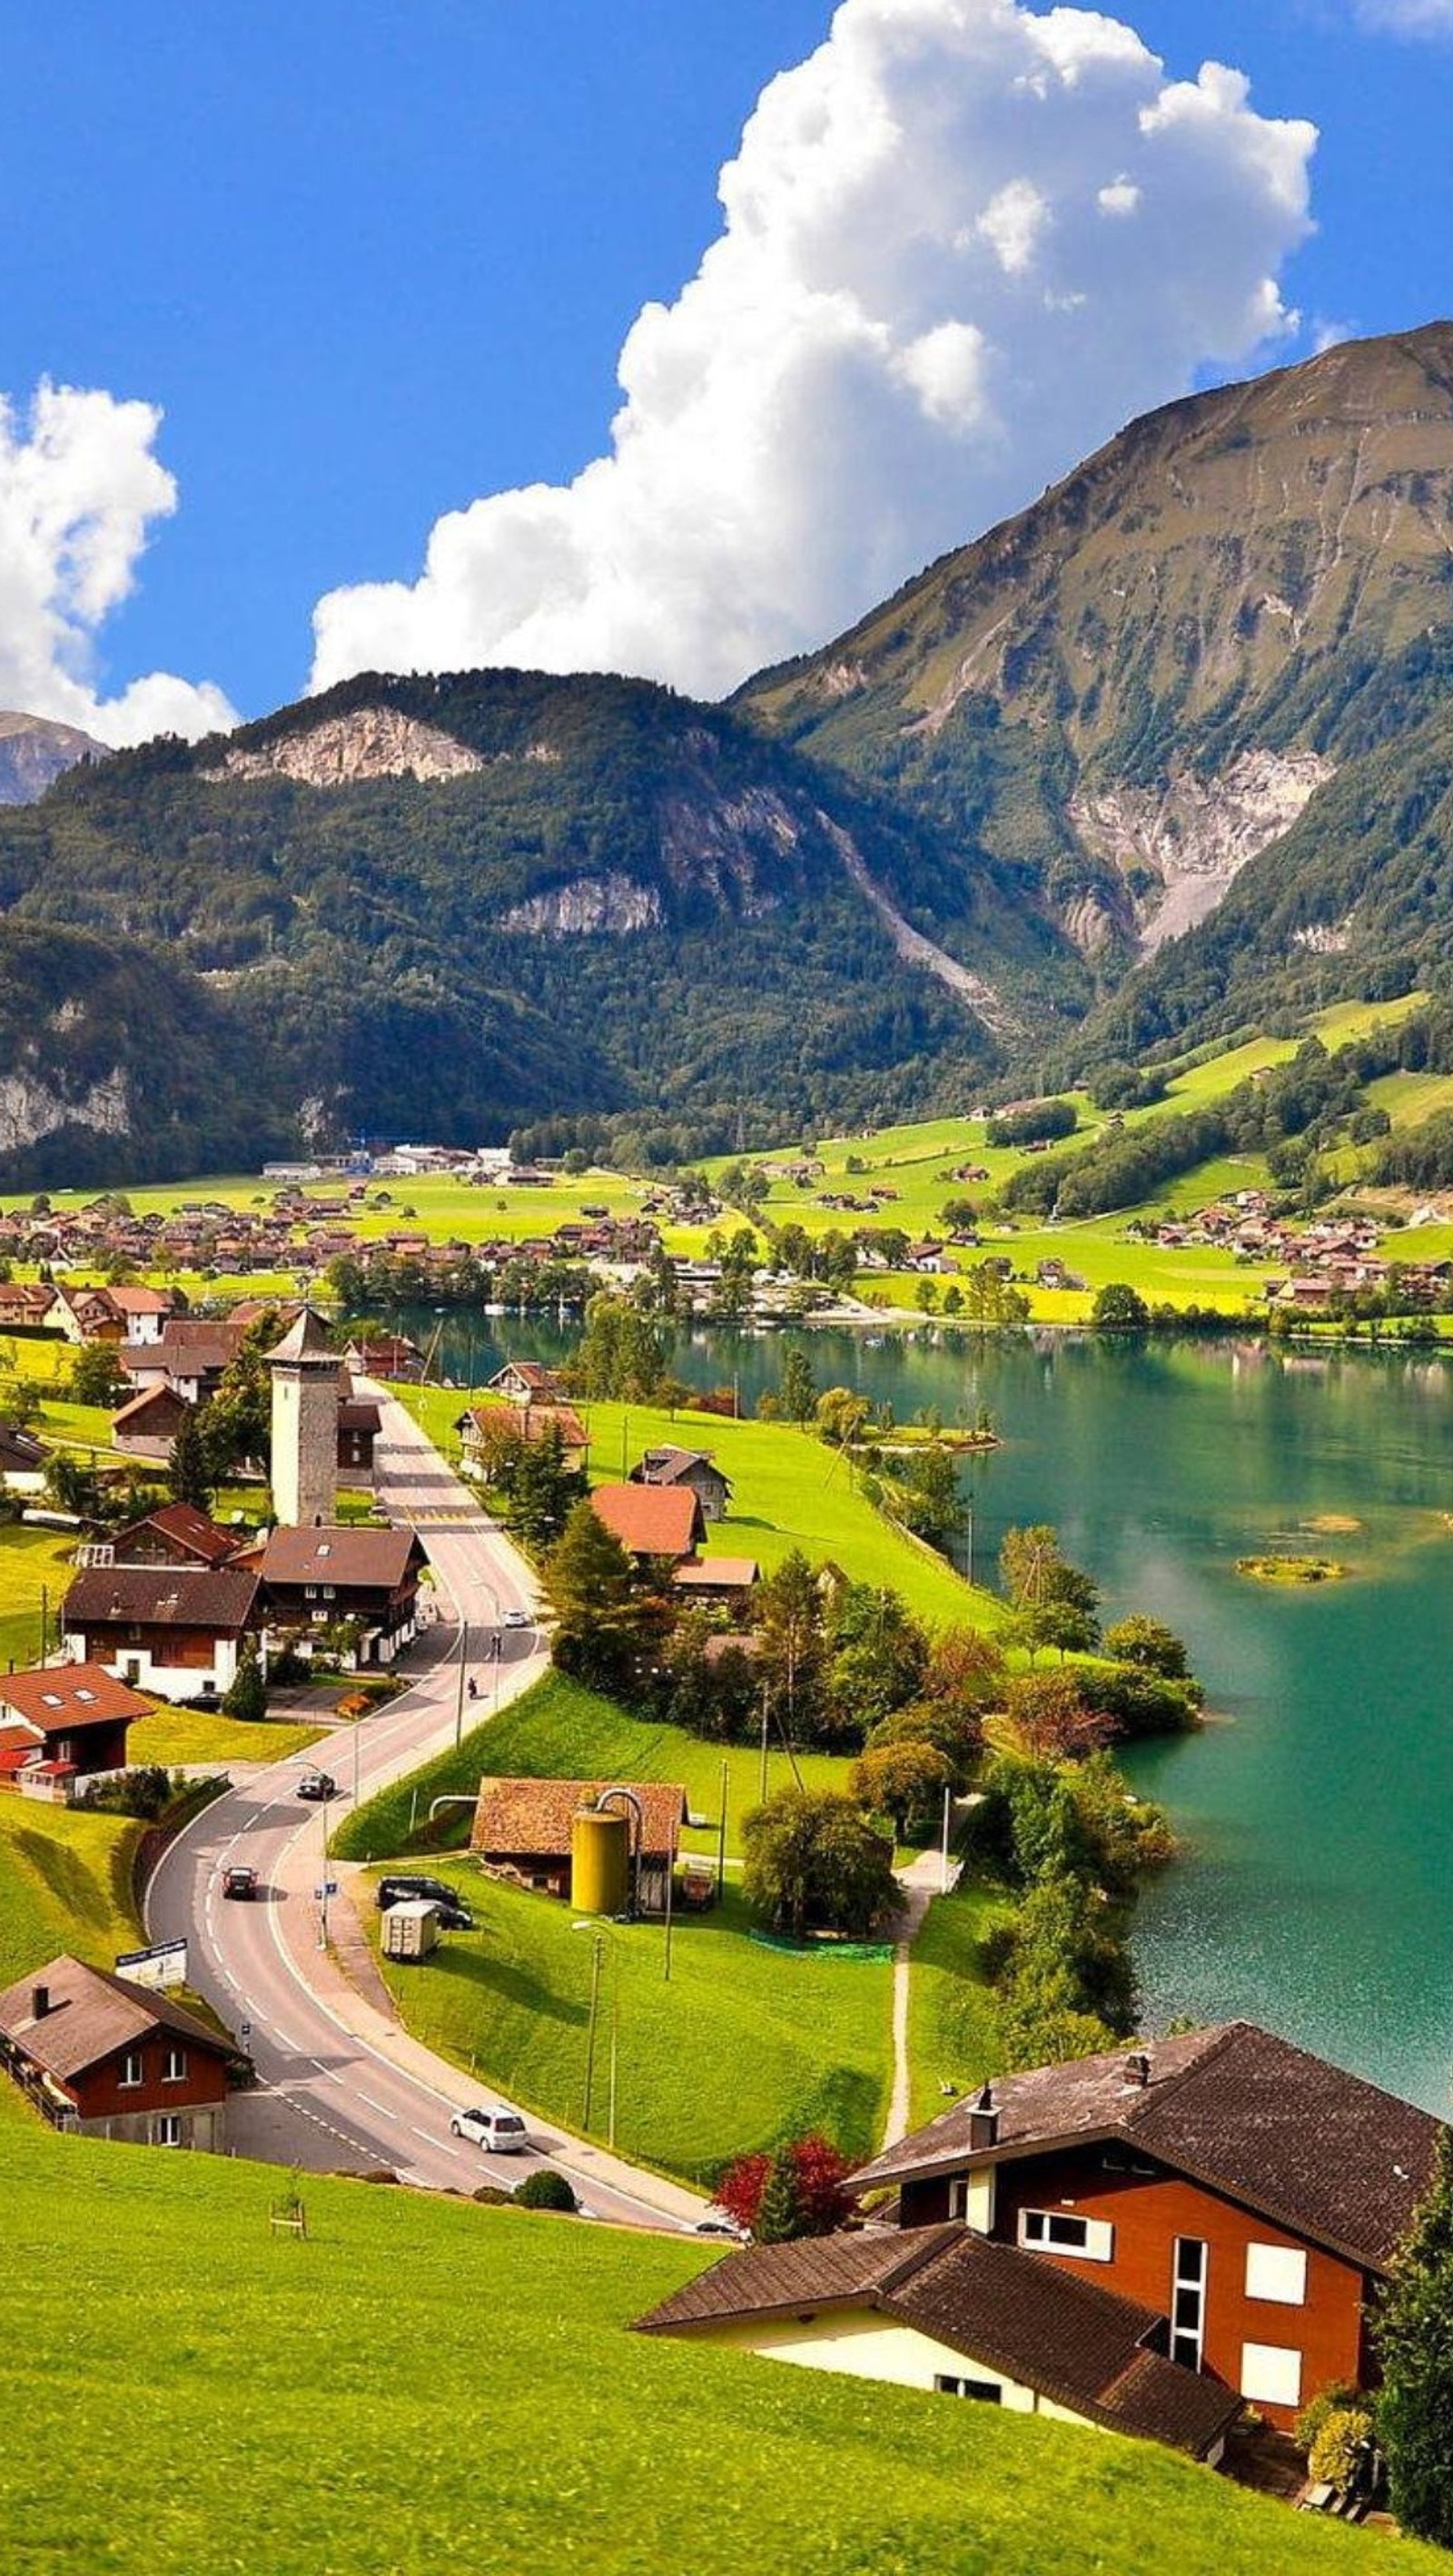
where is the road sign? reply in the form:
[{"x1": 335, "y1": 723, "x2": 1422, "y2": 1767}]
[
  {"x1": 114, "y1": 1938, "x2": 187, "y2": 1990},
  {"x1": 314, "y1": 1880, "x2": 339, "y2": 1899},
  {"x1": 239, "y1": 2021, "x2": 252, "y2": 2041}
]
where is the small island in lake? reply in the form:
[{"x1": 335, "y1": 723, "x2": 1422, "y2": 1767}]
[{"x1": 1236, "y1": 1553, "x2": 1350, "y2": 1585}]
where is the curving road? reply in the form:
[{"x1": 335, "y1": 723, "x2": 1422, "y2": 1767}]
[{"x1": 146, "y1": 1392, "x2": 701, "y2": 2231}]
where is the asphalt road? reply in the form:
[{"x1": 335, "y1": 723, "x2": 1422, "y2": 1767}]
[{"x1": 146, "y1": 1395, "x2": 695, "y2": 2229}]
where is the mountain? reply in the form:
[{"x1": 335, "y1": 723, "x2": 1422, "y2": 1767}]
[
  {"x1": 0, "y1": 667, "x2": 1070, "y2": 1182},
  {"x1": 0, "y1": 711, "x2": 107, "y2": 804},
  {"x1": 739, "y1": 321, "x2": 1453, "y2": 1048}
]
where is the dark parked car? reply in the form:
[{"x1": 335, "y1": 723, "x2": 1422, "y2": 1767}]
[
  {"x1": 296, "y1": 1769, "x2": 337, "y2": 1803},
  {"x1": 221, "y1": 1864, "x2": 259, "y2": 1900},
  {"x1": 377, "y1": 1873, "x2": 475, "y2": 1931}
]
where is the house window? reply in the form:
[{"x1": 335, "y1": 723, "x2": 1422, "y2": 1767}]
[
  {"x1": 1245, "y1": 2244, "x2": 1308, "y2": 2306},
  {"x1": 118, "y1": 2050, "x2": 143, "y2": 2088},
  {"x1": 153, "y1": 2114, "x2": 183, "y2": 2147},
  {"x1": 1019, "y1": 2209, "x2": 1113, "y2": 2262},
  {"x1": 163, "y1": 2047, "x2": 188, "y2": 2083},
  {"x1": 1171, "y1": 2236, "x2": 1208, "y2": 2371},
  {"x1": 934, "y1": 2374, "x2": 1002, "y2": 2403},
  {"x1": 1240, "y1": 2342, "x2": 1302, "y2": 2408}
]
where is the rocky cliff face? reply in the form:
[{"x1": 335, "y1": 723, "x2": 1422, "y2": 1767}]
[
  {"x1": 206, "y1": 703, "x2": 484, "y2": 786},
  {"x1": 741, "y1": 322, "x2": 1453, "y2": 972},
  {"x1": 0, "y1": 712, "x2": 107, "y2": 804}
]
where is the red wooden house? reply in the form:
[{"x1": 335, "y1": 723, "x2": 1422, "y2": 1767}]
[
  {"x1": 0, "y1": 1954, "x2": 232, "y2": 2148},
  {"x1": 0, "y1": 1663, "x2": 151, "y2": 1791},
  {"x1": 849, "y1": 2023, "x2": 1440, "y2": 2431}
]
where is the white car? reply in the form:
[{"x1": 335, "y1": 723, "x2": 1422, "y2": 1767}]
[
  {"x1": 502, "y1": 1607, "x2": 531, "y2": 1631},
  {"x1": 450, "y1": 2103, "x2": 529, "y2": 2153}
]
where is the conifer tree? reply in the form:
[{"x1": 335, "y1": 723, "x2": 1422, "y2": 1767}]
[
  {"x1": 1377, "y1": 2127, "x2": 1453, "y2": 2543},
  {"x1": 168, "y1": 1408, "x2": 213, "y2": 1514}
]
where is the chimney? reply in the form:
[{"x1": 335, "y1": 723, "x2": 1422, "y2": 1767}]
[
  {"x1": 31, "y1": 1984, "x2": 49, "y2": 2021},
  {"x1": 1124, "y1": 2050, "x2": 1151, "y2": 2089},
  {"x1": 967, "y1": 2081, "x2": 998, "y2": 2152}
]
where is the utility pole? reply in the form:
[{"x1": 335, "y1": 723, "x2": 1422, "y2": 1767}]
[
  {"x1": 717, "y1": 1756, "x2": 728, "y2": 1907},
  {"x1": 454, "y1": 1618, "x2": 470, "y2": 1748},
  {"x1": 583, "y1": 1931, "x2": 603, "y2": 2131},
  {"x1": 941, "y1": 1781, "x2": 953, "y2": 1894},
  {"x1": 663, "y1": 1842, "x2": 675, "y2": 1983},
  {"x1": 318, "y1": 1793, "x2": 332, "y2": 1949},
  {"x1": 608, "y1": 1945, "x2": 619, "y2": 2151},
  {"x1": 759, "y1": 1684, "x2": 769, "y2": 1802}
]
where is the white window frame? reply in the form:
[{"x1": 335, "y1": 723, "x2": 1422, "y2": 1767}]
[
  {"x1": 934, "y1": 2374, "x2": 1002, "y2": 2403},
  {"x1": 163, "y1": 2047, "x2": 188, "y2": 2084},
  {"x1": 1245, "y1": 2243, "x2": 1308, "y2": 2306},
  {"x1": 118, "y1": 2050, "x2": 143, "y2": 2089},
  {"x1": 1171, "y1": 2236, "x2": 1208, "y2": 2371},
  {"x1": 1240, "y1": 2342, "x2": 1303, "y2": 2408},
  {"x1": 1019, "y1": 2207, "x2": 1113, "y2": 2263},
  {"x1": 153, "y1": 2113, "x2": 183, "y2": 2147}
]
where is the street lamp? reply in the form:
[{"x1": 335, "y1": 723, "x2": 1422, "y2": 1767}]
[{"x1": 570, "y1": 1920, "x2": 620, "y2": 2149}]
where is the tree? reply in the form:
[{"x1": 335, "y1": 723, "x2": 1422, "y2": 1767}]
[
  {"x1": 815, "y1": 1386, "x2": 870, "y2": 1449},
  {"x1": 223, "y1": 1643, "x2": 267, "y2": 1722},
  {"x1": 922, "y1": 1627, "x2": 1007, "y2": 1715},
  {"x1": 778, "y1": 1346, "x2": 817, "y2": 1426},
  {"x1": 825, "y1": 1582, "x2": 929, "y2": 1742},
  {"x1": 756, "y1": 1549, "x2": 828, "y2": 1746},
  {"x1": 850, "y1": 1739, "x2": 953, "y2": 1840},
  {"x1": 507, "y1": 1424, "x2": 586, "y2": 1548},
  {"x1": 540, "y1": 1500, "x2": 647, "y2": 1694},
  {"x1": 753, "y1": 2153, "x2": 809, "y2": 2245},
  {"x1": 743, "y1": 1788, "x2": 903, "y2": 1939},
  {"x1": 168, "y1": 1408, "x2": 213, "y2": 1514},
  {"x1": 998, "y1": 1523, "x2": 1099, "y2": 1631},
  {"x1": 716, "y1": 2136, "x2": 851, "y2": 2242},
  {"x1": 1007, "y1": 1600, "x2": 1101, "y2": 1664},
  {"x1": 1092, "y1": 1281, "x2": 1150, "y2": 1330},
  {"x1": 1377, "y1": 2127, "x2": 1453, "y2": 2543},
  {"x1": 866, "y1": 1699, "x2": 982, "y2": 1791},
  {"x1": 1102, "y1": 1615, "x2": 1191, "y2": 1680},
  {"x1": 71, "y1": 1343, "x2": 126, "y2": 1406},
  {"x1": 1001, "y1": 1670, "x2": 1112, "y2": 1764},
  {"x1": 571, "y1": 1292, "x2": 667, "y2": 1401},
  {"x1": 203, "y1": 1310, "x2": 280, "y2": 1481},
  {"x1": 893, "y1": 1443, "x2": 970, "y2": 1558}
]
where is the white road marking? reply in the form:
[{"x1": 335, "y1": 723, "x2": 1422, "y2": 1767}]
[
  {"x1": 410, "y1": 2124, "x2": 437, "y2": 2144},
  {"x1": 355, "y1": 2090, "x2": 392, "y2": 2115}
]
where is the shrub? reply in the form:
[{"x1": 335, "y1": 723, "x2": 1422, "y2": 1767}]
[
  {"x1": 513, "y1": 2169, "x2": 578, "y2": 2213},
  {"x1": 1308, "y1": 2407, "x2": 1375, "y2": 2495},
  {"x1": 223, "y1": 1643, "x2": 268, "y2": 1722},
  {"x1": 742, "y1": 1788, "x2": 903, "y2": 1940},
  {"x1": 716, "y1": 2137, "x2": 851, "y2": 2242},
  {"x1": 1076, "y1": 1662, "x2": 1201, "y2": 1739}
]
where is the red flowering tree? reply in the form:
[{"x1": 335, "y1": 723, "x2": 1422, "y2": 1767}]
[{"x1": 714, "y1": 2135, "x2": 852, "y2": 2241}]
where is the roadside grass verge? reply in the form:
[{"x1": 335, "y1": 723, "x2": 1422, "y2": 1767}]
[
  {"x1": 127, "y1": 1709, "x2": 326, "y2": 1768},
  {"x1": 1, "y1": 2117, "x2": 1429, "y2": 2576},
  {"x1": 331, "y1": 1670, "x2": 851, "y2": 1867},
  {"x1": 361, "y1": 1860, "x2": 893, "y2": 2180},
  {"x1": 0, "y1": 1794, "x2": 144, "y2": 1989},
  {"x1": 906, "y1": 1881, "x2": 1016, "y2": 2133}
]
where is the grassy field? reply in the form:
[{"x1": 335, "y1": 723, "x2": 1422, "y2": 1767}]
[
  {"x1": 2, "y1": 2119, "x2": 1430, "y2": 2576},
  {"x1": 126, "y1": 1708, "x2": 326, "y2": 1767},
  {"x1": 0, "y1": 1522, "x2": 74, "y2": 1667},
  {"x1": 0, "y1": 1794, "x2": 143, "y2": 1989},
  {"x1": 333, "y1": 1672, "x2": 854, "y2": 1868},
  {"x1": 363, "y1": 1859, "x2": 893, "y2": 2180},
  {"x1": 907, "y1": 1882, "x2": 1016, "y2": 2133},
  {"x1": 406, "y1": 1383, "x2": 1001, "y2": 1631}
]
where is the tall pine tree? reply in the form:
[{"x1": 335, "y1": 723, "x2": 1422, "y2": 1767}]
[
  {"x1": 168, "y1": 1407, "x2": 213, "y2": 1515},
  {"x1": 1377, "y1": 2127, "x2": 1453, "y2": 2543}
]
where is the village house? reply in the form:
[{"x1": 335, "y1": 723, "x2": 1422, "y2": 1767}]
[
  {"x1": 0, "y1": 1664, "x2": 150, "y2": 1797},
  {"x1": 43, "y1": 1283, "x2": 126, "y2": 1345},
  {"x1": 487, "y1": 1360, "x2": 567, "y2": 1406},
  {"x1": 110, "y1": 1382, "x2": 193, "y2": 1460},
  {"x1": 343, "y1": 1333, "x2": 423, "y2": 1383},
  {"x1": 337, "y1": 1389, "x2": 382, "y2": 1483},
  {"x1": 630, "y1": 1446, "x2": 732, "y2": 1523},
  {"x1": 455, "y1": 1399, "x2": 589, "y2": 1475},
  {"x1": 123, "y1": 1317, "x2": 246, "y2": 1406},
  {"x1": 589, "y1": 1482, "x2": 704, "y2": 1565},
  {"x1": 636, "y1": 2225, "x2": 1240, "y2": 2465},
  {"x1": 846, "y1": 2022, "x2": 1440, "y2": 2433},
  {"x1": 61, "y1": 1564, "x2": 263, "y2": 1701},
  {"x1": 256, "y1": 1524, "x2": 427, "y2": 1665},
  {"x1": 109, "y1": 1503, "x2": 243, "y2": 1571},
  {"x1": 0, "y1": 1955, "x2": 232, "y2": 2149},
  {"x1": 671, "y1": 1557, "x2": 760, "y2": 1613},
  {"x1": 470, "y1": 1775, "x2": 687, "y2": 1915}
]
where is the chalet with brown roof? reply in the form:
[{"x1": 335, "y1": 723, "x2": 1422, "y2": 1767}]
[
  {"x1": 470, "y1": 1775, "x2": 687, "y2": 1915},
  {"x1": 636, "y1": 2224, "x2": 1240, "y2": 2462},
  {"x1": 848, "y1": 2022, "x2": 1441, "y2": 2431},
  {"x1": 337, "y1": 1392, "x2": 382, "y2": 1482},
  {"x1": 0, "y1": 1664, "x2": 149, "y2": 1792},
  {"x1": 124, "y1": 1317, "x2": 245, "y2": 1404},
  {"x1": 630, "y1": 1446, "x2": 732, "y2": 1523},
  {"x1": 110, "y1": 1381, "x2": 193, "y2": 1460},
  {"x1": 257, "y1": 1524, "x2": 426, "y2": 1664},
  {"x1": 344, "y1": 1333, "x2": 423, "y2": 1383},
  {"x1": 671, "y1": 1556, "x2": 760, "y2": 1609},
  {"x1": 111, "y1": 1504, "x2": 242, "y2": 1570},
  {"x1": 488, "y1": 1360, "x2": 565, "y2": 1406},
  {"x1": 455, "y1": 1400, "x2": 589, "y2": 1475},
  {"x1": 590, "y1": 1482, "x2": 703, "y2": 1564},
  {"x1": 62, "y1": 1564, "x2": 262, "y2": 1703},
  {"x1": 0, "y1": 1954, "x2": 232, "y2": 2149},
  {"x1": 44, "y1": 1283, "x2": 125, "y2": 1345}
]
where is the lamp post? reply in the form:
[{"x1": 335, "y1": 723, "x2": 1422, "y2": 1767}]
[
  {"x1": 571, "y1": 1921, "x2": 620, "y2": 2148},
  {"x1": 454, "y1": 1617, "x2": 470, "y2": 1749},
  {"x1": 318, "y1": 1791, "x2": 332, "y2": 1950}
]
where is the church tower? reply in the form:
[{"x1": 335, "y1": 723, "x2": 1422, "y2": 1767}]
[{"x1": 267, "y1": 1308, "x2": 341, "y2": 1528}]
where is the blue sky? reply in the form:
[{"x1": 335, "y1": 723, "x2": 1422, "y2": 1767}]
[{"x1": 3, "y1": 0, "x2": 1451, "y2": 733}]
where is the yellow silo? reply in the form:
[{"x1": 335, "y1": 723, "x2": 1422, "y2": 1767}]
[{"x1": 571, "y1": 1806, "x2": 631, "y2": 1916}]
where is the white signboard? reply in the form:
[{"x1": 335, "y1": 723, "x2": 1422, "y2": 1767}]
[{"x1": 114, "y1": 1938, "x2": 188, "y2": 1991}]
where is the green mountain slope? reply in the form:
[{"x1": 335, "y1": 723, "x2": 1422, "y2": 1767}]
[
  {"x1": 2, "y1": 2113, "x2": 1440, "y2": 2576},
  {"x1": 0, "y1": 668, "x2": 1072, "y2": 1181},
  {"x1": 740, "y1": 321, "x2": 1453, "y2": 1014}
]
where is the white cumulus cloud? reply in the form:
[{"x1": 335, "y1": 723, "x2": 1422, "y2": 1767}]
[
  {"x1": 0, "y1": 380, "x2": 234, "y2": 746},
  {"x1": 311, "y1": 0, "x2": 1316, "y2": 703}
]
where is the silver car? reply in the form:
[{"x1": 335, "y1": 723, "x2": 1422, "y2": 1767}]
[{"x1": 450, "y1": 2103, "x2": 529, "y2": 2153}]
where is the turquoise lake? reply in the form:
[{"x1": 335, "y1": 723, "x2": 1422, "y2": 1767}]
[{"x1": 424, "y1": 1314, "x2": 1453, "y2": 2109}]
